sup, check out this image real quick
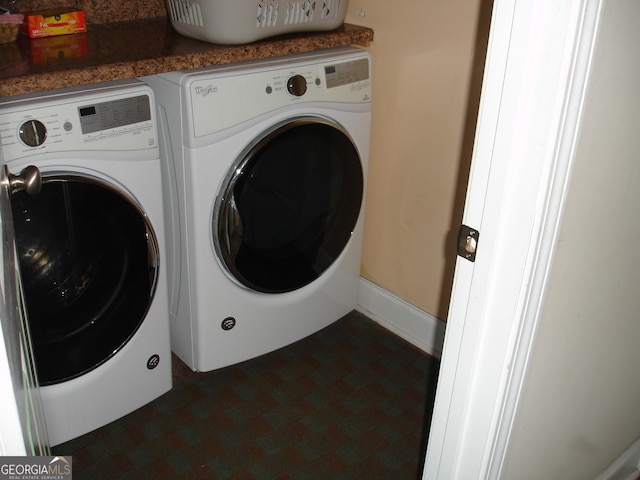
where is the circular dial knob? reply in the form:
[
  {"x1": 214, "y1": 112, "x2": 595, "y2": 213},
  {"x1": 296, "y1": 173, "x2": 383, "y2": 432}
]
[
  {"x1": 287, "y1": 75, "x2": 307, "y2": 97},
  {"x1": 19, "y1": 120, "x2": 47, "y2": 147}
]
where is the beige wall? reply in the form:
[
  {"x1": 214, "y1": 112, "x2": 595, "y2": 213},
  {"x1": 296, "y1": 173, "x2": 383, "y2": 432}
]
[{"x1": 346, "y1": 0, "x2": 490, "y2": 319}]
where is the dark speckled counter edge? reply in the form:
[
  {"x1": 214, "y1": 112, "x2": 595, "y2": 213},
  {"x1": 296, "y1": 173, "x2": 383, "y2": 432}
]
[{"x1": 0, "y1": 19, "x2": 373, "y2": 98}]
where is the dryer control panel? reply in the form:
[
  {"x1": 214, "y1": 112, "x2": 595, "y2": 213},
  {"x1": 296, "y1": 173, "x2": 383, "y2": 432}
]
[
  {"x1": 186, "y1": 53, "x2": 371, "y2": 138},
  {"x1": 0, "y1": 85, "x2": 157, "y2": 160}
]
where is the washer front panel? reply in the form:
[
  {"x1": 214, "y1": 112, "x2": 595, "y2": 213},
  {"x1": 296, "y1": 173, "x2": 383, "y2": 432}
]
[
  {"x1": 142, "y1": 47, "x2": 372, "y2": 372},
  {"x1": 0, "y1": 80, "x2": 172, "y2": 446}
]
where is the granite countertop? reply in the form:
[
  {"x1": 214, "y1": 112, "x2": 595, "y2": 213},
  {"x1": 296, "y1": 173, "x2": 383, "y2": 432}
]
[{"x1": 0, "y1": 17, "x2": 373, "y2": 97}]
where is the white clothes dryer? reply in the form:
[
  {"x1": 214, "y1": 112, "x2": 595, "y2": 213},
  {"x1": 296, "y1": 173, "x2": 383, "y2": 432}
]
[
  {"x1": 0, "y1": 80, "x2": 172, "y2": 446},
  {"x1": 142, "y1": 46, "x2": 371, "y2": 372}
]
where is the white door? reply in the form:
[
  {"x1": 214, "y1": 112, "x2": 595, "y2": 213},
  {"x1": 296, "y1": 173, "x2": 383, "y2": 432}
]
[
  {"x1": 0, "y1": 149, "x2": 50, "y2": 455},
  {"x1": 423, "y1": 0, "x2": 602, "y2": 477}
]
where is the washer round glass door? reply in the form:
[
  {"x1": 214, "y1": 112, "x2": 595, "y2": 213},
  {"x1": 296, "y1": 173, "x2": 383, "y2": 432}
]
[
  {"x1": 10, "y1": 175, "x2": 159, "y2": 386},
  {"x1": 215, "y1": 117, "x2": 364, "y2": 293}
]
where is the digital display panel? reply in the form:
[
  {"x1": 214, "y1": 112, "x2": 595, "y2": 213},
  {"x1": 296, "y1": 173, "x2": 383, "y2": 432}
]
[
  {"x1": 324, "y1": 58, "x2": 369, "y2": 89},
  {"x1": 79, "y1": 106, "x2": 96, "y2": 117},
  {"x1": 79, "y1": 94, "x2": 151, "y2": 134}
]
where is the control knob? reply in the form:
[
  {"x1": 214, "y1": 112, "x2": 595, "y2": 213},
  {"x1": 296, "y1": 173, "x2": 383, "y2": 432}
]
[
  {"x1": 19, "y1": 120, "x2": 47, "y2": 147},
  {"x1": 287, "y1": 75, "x2": 307, "y2": 97}
]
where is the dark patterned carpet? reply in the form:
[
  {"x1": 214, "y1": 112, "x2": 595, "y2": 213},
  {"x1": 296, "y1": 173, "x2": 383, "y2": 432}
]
[{"x1": 52, "y1": 310, "x2": 439, "y2": 479}]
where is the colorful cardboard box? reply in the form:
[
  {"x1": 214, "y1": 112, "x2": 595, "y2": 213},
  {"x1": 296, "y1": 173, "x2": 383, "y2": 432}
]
[{"x1": 20, "y1": 8, "x2": 86, "y2": 39}]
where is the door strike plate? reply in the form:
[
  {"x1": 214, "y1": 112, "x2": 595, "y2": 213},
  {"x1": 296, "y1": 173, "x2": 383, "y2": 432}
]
[{"x1": 457, "y1": 225, "x2": 479, "y2": 262}]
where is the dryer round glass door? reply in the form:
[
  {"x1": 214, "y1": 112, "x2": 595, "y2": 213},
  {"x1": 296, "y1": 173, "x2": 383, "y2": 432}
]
[
  {"x1": 10, "y1": 175, "x2": 160, "y2": 385},
  {"x1": 215, "y1": 118, "x2": 364, "y2": 293}
]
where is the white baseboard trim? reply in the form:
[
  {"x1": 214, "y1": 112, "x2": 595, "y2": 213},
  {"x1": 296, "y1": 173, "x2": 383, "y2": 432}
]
[
  {"x1": 596, "y1": 436, "x2": 640, "y2": 480},
  {"x1": 356, "y1": 277, "x2": 446, "y2": 358}
]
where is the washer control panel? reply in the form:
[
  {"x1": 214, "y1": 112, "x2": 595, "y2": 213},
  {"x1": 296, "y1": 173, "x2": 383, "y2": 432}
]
[
  {"x1": 187, "y1": 54, "x2": 371, "y2": 138},
  {"x1": 0, "y1": 88, "x2": 157, "y2": 160}
]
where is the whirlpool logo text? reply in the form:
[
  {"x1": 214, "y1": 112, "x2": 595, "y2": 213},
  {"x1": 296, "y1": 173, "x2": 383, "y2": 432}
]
[{"x1": 195, "y1": 85, "x2": 218, "y2": 97}]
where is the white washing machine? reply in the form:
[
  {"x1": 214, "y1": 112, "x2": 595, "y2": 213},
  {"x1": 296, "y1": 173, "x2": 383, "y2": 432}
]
[
  {"x1": 142, "y1": 46, "x2": 371, "y2": 372},
  {"x1": 0, "y1": 80, "x2": 172, "y2": 446}
]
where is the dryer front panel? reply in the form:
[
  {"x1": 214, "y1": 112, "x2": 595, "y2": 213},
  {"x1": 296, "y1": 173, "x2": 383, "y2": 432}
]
[
  {"x1": 214, "y1": 117, "x2": 363, "y2": 293},
  {"x1": 11, "y1": 175, "x2": 160, "y2": 385}
]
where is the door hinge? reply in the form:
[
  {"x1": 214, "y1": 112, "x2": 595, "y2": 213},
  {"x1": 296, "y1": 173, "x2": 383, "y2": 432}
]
[{"x1": 457, "y1": 225, "x2": 479, "y2": 262}]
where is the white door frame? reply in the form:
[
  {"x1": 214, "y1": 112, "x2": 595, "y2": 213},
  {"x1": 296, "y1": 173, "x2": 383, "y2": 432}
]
[{"x1": 422, "y1": 0, "x2": 602, "y2": 478}]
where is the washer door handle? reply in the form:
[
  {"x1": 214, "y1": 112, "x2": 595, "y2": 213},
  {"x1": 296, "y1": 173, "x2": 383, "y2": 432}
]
[{"x1": 6, "y1": 165, "x2": 42, "y2": 195}]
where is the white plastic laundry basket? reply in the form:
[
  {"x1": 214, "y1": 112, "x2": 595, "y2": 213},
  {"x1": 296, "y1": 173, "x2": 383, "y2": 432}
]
[{"x1": 165, "y1": 0, "x2": 349, "y2": 45}]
